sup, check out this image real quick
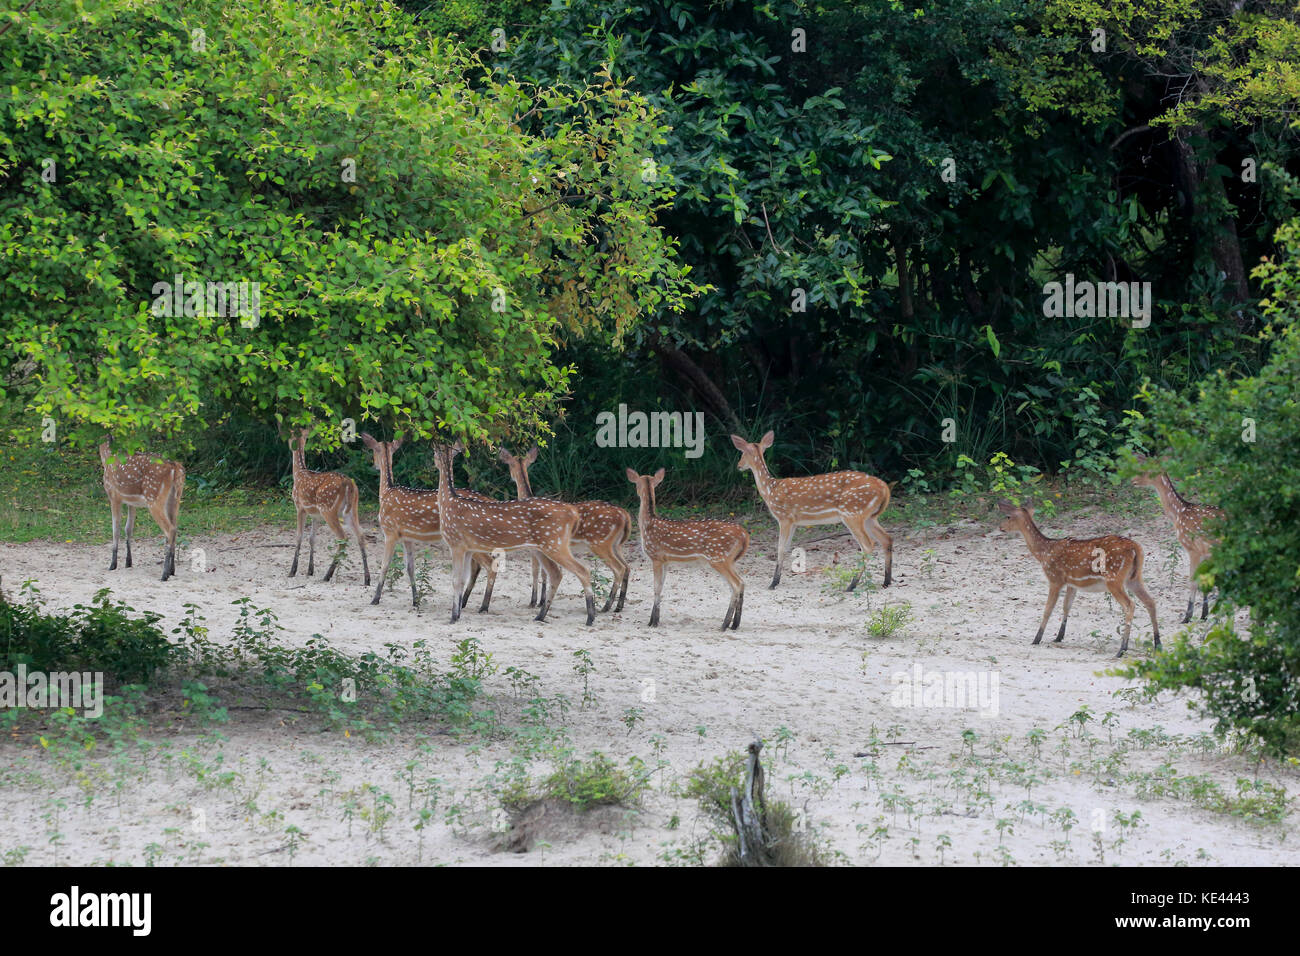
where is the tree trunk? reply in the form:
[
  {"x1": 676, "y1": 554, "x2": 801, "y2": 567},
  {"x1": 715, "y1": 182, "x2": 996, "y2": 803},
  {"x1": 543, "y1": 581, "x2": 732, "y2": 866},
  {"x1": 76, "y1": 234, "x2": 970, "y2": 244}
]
[
  {"x1": 645, "y1": 332, "x2": 744, "y2": 435},
  {"x1": 1173, "y1": 120, "x2": 1251, "y2": 329}
]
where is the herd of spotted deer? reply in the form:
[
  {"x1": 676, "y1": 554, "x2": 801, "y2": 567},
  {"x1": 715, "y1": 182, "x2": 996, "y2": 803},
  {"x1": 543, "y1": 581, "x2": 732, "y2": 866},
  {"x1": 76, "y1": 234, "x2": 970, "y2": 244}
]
[{"x1": 96, "y1": 430, "x2": 1222, "y2": 657}]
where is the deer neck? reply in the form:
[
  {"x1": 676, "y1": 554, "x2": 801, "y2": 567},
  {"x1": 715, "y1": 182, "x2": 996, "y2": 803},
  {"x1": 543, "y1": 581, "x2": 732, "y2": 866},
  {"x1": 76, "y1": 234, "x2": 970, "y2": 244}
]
[
  {"x1": 292, "y1": 441, "x2": 307, "y2": 479},
  {"x1": 513, "y1": 469, "x2": 532, "y2": 501},
  {"x1": 1015, "y1": 516, "x2": 1054, "y2": 562},
  {"x1": 377, "y1": 449, "x2": 393, "y2": 498},
  {"x1": 637, "y1": 487, "x2": 657, "y2": 529},
  {"x1": 750, "y1": 455, "x2": 779, "y2": 501},
  {"x1": 1151, "y1": 474, "x2": 1187, "y2": 519}
]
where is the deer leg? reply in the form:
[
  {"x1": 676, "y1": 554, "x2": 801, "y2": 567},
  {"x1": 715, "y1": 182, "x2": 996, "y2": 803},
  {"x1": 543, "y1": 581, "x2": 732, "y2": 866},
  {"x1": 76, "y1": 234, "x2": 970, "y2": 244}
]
[
  {"x1": 147, "y1": 496, "x2": 175, "y2": 581},
  {"x1": 449, "y1": 550, "x2": 466, "y2": 624},
  {"x1": 322, "y1": 510, "x2": 348, "y2": 583},
  {"x1": 124, "y1": 506, "x2": 136, "y2": 568},
  {"x1": 306, "y1": 517, "x2": 317, "y2": 576},
  {"x1": 1033, "y1": 582, "x2": 1063, "y2": 645},
  {"x1": 845, "y1": 516, "x2": 876, "y2": 592},
  {"x1": 534, "y1": 555, "x2": 562, "y2": 623},
  {"x1": 370, "y1": 533, "x2": 398, "y2": 605},
  {"x1": 461, "y1": 558, "x2": 482, "y2": 609},
  {"x1": 714, "y1": 560, "x2": 745, "y2": 631},
  {"x1": 405, "y1": 542, "x2": 419, "y2": 607},
  {"x1": 350, "y1": 505, "x2": 371, "y2": 587},
  {"x1": 649, "y1": 561, "x2": 666, "y2": 627},
  {"x1": 865, "y1": 515, "x2": 893, "y2": 588},
  {"x1": 1107, "y1": 580, "x2": 1136, "y2": 657},
  {"x1": 770, "y1": 520, "x2": 793, "y2": 589},
  {"x1": 1130, "y1": 576, "x2": 1161, "y2": 650},
  {"x1": 1182, "y1": 553, "x2": 1197, "y2": 624},
  {"x1": 290, "y1": 510, "x2": 306, "y2": 576},
  {"x1": 600, "y1": 545, "x2": 627, "y2": 613},
  {"x1": 550, "y1": 548, "x2": 595, "y2": 626},
  {"x1": 528, "y1": 555, "x2": 540, "y2": 607},
  {"x1": 108, "y1": 497, "x2": 122, "y2": 570},
  {"x1": 1053, "y1": 587, "x2": 1076, "y2": 643},
  {"x1": 614, "y1": 537, "x2": 630, "y2": 612},
  {"x1": 478, "y1": 553, "x2": 497, "y2": 613}
]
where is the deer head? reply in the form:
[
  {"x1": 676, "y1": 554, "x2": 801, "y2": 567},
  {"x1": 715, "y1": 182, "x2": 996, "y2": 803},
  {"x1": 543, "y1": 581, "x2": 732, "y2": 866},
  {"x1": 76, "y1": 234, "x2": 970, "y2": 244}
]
[
  {"x1": 498, "y1": 446, "x2": 539, "y2": 498},
  {"x1": 360, "y1": 432, "x2": 402, "y2": 477},
  {"x1": 626, "y1": 467, "x2": 665, "y2": 511},
  {"x1": 430, "y1": 441, "x2": 464, "y2": 481},
  {"x1": 1129, "y1": 454, "x2": 1165, "y2": 490},
  {"x1": 729, "y1": 431, "x2": 775, "y2": 474},
  {"x1": 996, "y1": 499, "x2": 1034, "y2": 534}
]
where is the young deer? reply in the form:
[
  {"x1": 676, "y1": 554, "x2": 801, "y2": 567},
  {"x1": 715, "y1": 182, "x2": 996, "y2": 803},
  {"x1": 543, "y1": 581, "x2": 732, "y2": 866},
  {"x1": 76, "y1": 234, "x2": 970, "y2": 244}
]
[
  {"x1": 359, "y1": 433, "x2": 492, "y2": 608},
  {"x1": 1131, "y1": 462, "x2": 1222, "y2": 623},
  {"x1": 731, "y1": 431, "x2": 892, "y2": 590},
  {"x1": 433, "y1": 442, "x2": 595, "y2": 626},
  {"x1": 99, "y1": 439, "x2": 186, "y2": 581},
  {"x1": 495, "y1": 446, "x2": 631, "y2": 613},
  {"x1": 626, "y1": 468, "x2": 750, "y2": 630},
  {"x1": 996, "y1": 500, "x2": 1160, "y2": 658},
  {"x1": 287, "y1": 428, "x2": 370, "y2": 585}
]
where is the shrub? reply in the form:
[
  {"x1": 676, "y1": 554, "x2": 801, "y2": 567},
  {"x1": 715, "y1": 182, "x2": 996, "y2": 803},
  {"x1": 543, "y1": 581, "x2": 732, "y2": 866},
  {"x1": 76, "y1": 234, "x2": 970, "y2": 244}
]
[{"x1": 1131, "y1": 223, "x2": 1300, "y2": 755}]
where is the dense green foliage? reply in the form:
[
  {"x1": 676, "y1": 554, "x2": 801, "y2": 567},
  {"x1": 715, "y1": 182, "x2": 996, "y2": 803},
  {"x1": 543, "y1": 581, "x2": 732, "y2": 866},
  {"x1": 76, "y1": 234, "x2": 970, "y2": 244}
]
[
  {"x1": 495, "y1": 0, "x2": 1288, "y2": 482},
  {"x1": 0, "y1": 0, "x2": 692, "y2": 451},
  {"x1": 0, "y1": 586, "x2": 175, "y2": 684},
  {"x1": 1130, "y1": 222, "x2": 1300, "y2": 755}
]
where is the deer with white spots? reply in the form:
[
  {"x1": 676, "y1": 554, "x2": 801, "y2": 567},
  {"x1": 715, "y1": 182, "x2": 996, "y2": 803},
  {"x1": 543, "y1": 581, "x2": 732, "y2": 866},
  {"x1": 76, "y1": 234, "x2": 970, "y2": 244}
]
[
  {"x1": 287, "y1": 427, "x2": 370, "y2": 586},
  {"x1": 99, "y1": 438, "x2": 186, "y2": 581},
  {"x1": 433, "y1": 442, "x2": 595, "y2": 626},
  {"x1": 492, "y1": 446, "x2": 631, "y2": 613},
  {"x1": 1131, "y1": 460, "x2": 1222, "y2": 623},
  {"x1": 360, "y1": 433, "x2": 493, "y2": 608},
  {"x1": 730, "y1": 431, "x2": 892, "y2": 590},
  {"x1": 996, "y1": 499, "x2": 1159, "y2": 658},
  {"x1": 626, "y1": 468, "x2": 750, "y2": 629}
]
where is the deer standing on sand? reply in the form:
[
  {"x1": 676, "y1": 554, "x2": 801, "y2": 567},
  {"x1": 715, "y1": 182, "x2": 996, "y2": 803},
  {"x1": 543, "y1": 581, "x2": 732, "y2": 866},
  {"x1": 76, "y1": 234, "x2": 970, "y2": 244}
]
[
  {"x1": 996, "y1": 499, "x2": 1160, "y2": 658},
  {"x1": 626, "y1": 468, "x2": 750, "y2": 629},
  {"x1": 731, "y1": 432, "x2": 892, "y2": 590},
  {"x1": 360, "y1": 433, "x2": 493, "y2": 608},
  {"x1": 433, "y1": 442, "x2": 596, "y2": 626},
  {"x1": 1131, "y1": 461, "x2": 1222, "y2": 623},
  {"x1": 99, "y1": 438, "x2": 186, "y2": 581},
  {"x1": 490, "y1": 447, "x2": 631, "y2": 613},
  {"x1": 287, "y1": 428, "x2": 370, "y2": 585}
]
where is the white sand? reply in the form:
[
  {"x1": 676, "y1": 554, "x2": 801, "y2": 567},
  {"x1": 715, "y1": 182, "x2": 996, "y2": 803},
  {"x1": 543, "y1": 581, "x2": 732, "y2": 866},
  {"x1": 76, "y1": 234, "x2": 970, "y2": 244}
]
[{"x1": 0, "y1": 501, "x2": 1294, "y2": 866}]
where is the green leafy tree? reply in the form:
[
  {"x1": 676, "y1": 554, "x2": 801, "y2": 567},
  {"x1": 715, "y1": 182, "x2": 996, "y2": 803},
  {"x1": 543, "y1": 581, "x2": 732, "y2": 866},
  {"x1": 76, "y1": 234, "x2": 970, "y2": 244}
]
[
  {"x1": 0, "y1": 0, "x2": 694, "y2": 450},
  {"x1": 1131, "y1": 217, "x2": 1300, "y2": 755}
]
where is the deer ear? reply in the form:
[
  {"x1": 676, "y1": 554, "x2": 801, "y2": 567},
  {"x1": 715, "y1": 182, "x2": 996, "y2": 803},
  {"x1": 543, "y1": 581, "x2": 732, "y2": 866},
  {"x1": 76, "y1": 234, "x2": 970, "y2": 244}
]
[
  {"x1": 450, "y1": 440, "x2": 464, "y2": 455},
  {"x1": 390, "y1": 437, "x2": 404, "y2": 453},
  {"x1": 625, "y1": 467, "x2": 640, "y2": 484},
  {"x1": 759, "y1": 430, "x2": 775, "y2": 451},
  {"x1": 525, "y1": 446, "x2": 539, "y2": 466},
  {"x1": 497, "y1": 447, "x2": 513, "y2": 464},
  {"x1": 651, "y1": 467, "x2": 665, "y2": 487},
  {"x1": 730, "y1": 434, "x2": 749, "y2": 451},
  {"x1": 360, "y1": 432, "x2": 377, "y2": 450},
  {"x1": 996, "y1": 499, "x2": 1015, "y2": 515}
]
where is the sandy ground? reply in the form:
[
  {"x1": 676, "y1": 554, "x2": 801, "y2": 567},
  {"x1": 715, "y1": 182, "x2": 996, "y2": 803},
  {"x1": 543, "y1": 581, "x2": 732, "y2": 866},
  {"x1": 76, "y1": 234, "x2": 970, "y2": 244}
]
[{"x1": 1, "y1": 502, "x2": 1295, "y2": 866}]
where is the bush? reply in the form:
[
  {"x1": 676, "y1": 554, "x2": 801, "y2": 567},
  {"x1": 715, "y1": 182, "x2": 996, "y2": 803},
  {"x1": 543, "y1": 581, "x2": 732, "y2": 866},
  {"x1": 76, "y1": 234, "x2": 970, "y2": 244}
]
[
  {"x1": 1131, "y1": 224, "x2": 1300, "y2": 755},
  {"x1": 0, "y1": 586, "x2": 176, "y2": 684}
]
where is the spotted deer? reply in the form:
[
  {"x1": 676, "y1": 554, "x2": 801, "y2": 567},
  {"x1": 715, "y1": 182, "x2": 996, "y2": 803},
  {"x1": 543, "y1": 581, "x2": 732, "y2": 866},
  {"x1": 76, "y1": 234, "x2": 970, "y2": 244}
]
[
  {"x1": 359, "y1": 433, "x2": 492, "y2": 608},
  {"x1": 99, "y1": 438, "x2": 186, "y2": 581},
  {"x1": 626, "y1": 468, "x2": 750, "y2": 629},
  {"x1": 1131, "y1": 460, "x2": 1222, "y2": 623},
  {"x1": 731, "y1": 431, "x2": 892, "y2": 590},
  {"x1": 492, "y1": 446, "x2": 631, "y2": 613},
  {"x1": 433, "y1": 442, "x2": 595, "y2": 626},
  {"x1": 996, "y1": 500, "x2": 1159, "y2": 658},
  {"x1": 287, "y1": 428, "x2": 370, "y2": 585}
]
